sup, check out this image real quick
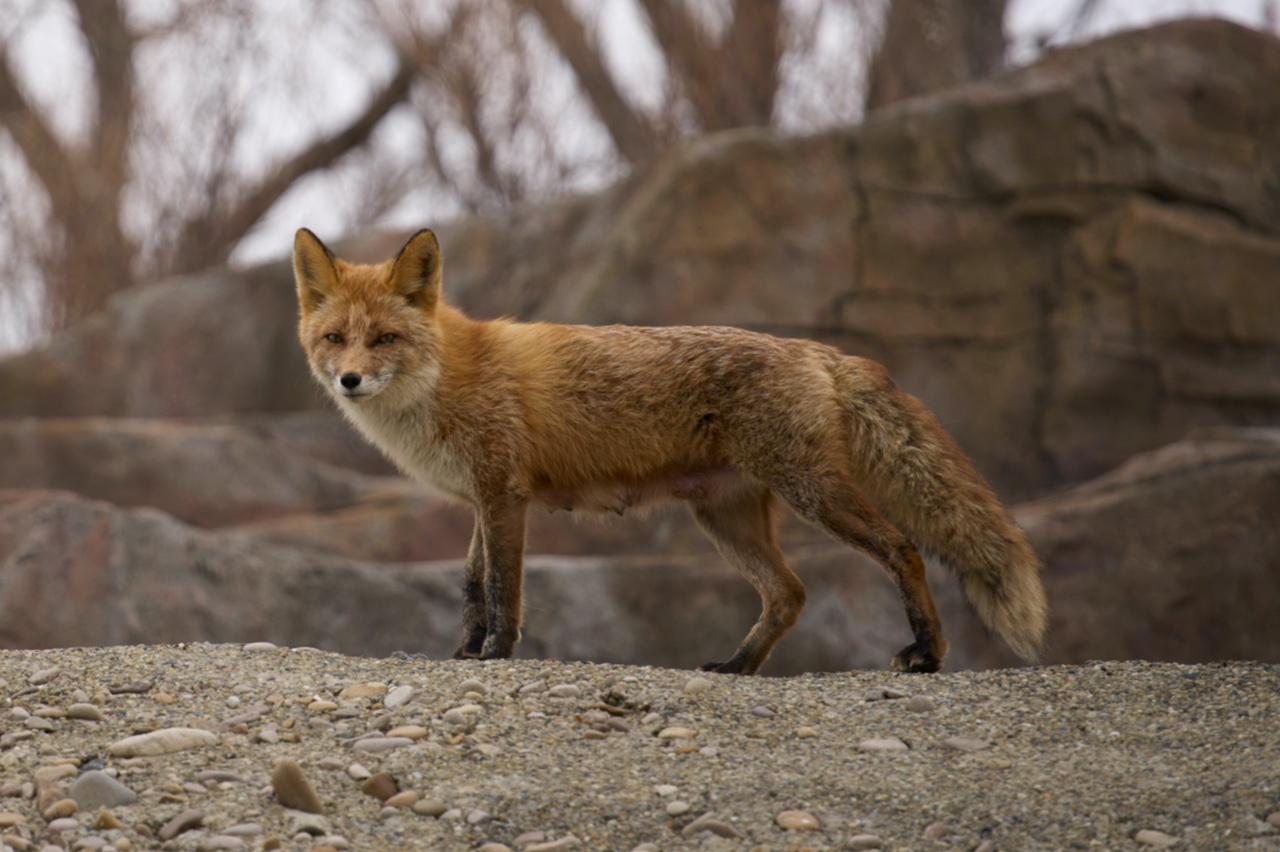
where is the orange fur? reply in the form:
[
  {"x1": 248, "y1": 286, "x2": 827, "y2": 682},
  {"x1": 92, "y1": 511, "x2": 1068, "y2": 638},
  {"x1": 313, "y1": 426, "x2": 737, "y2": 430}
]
[{"x1": 293, "y1": 228, "x2": 1048, "y2": 673}]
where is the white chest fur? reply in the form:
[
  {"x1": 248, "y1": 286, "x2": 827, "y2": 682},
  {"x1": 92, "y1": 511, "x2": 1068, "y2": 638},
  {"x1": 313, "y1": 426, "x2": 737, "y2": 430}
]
[{"x1": 341, "y1": 400, "x2": 475, "y2": 502}]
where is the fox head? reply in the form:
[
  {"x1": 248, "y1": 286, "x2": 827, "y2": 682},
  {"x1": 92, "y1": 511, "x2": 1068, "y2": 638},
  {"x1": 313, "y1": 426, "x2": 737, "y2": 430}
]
[{"x1": 292, "y1": 228, "x2": 444, "y2": 407}]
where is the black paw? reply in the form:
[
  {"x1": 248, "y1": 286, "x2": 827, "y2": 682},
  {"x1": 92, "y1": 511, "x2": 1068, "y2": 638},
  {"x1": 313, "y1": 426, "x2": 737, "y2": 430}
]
[{"x1": 890, "y1": 642, "x2": 943, "y2": 673}]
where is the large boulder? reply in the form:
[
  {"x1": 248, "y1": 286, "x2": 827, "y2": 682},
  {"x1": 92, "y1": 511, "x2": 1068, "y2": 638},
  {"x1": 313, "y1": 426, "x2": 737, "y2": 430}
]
[{"x1": 0, "y1": 20, "x2": 1277, "y2": 499}]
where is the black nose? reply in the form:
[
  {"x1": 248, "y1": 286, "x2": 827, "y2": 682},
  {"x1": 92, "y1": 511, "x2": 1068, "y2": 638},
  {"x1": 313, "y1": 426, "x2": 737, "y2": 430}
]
[{"x1": 340, "y1": 373, "x2": 361, "y2": 389}]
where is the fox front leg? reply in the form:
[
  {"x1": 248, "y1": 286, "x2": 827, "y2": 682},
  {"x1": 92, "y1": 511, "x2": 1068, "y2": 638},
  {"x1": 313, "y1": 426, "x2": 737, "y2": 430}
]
[
  {"x1": 452, "y1": 524, "x2": 489, "y2": 659},
  {"x1": 475, "y1": 500, "x2": 528, "y2": 660}
]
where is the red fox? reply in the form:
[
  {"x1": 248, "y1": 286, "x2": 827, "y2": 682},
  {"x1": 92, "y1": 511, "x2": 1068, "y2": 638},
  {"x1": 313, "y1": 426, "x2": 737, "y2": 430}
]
[{"x1": 293, "y1": 228, "x2": 1048, "y2": 673}]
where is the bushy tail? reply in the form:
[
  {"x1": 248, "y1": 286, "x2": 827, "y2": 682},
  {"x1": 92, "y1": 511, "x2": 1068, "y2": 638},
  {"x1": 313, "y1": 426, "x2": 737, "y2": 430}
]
[{"x1": 840, "y1": 360, "x2": 1048, "y2": 661}]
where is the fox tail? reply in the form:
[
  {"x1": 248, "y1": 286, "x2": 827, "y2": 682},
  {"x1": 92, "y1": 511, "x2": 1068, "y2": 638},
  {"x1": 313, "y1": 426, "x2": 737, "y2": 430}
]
[{"x1": 840, "y1": 361, "x2": 1049, "y2": 661}]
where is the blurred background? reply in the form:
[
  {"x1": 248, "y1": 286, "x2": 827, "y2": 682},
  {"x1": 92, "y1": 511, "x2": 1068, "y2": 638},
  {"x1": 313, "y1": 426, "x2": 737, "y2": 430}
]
[{"x1": 0, "y1": 0, "x2": 1278, "y2": 673}]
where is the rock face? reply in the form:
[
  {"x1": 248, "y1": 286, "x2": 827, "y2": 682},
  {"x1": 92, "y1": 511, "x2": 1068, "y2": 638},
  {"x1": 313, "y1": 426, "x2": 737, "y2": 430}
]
[{"x1": 0, "y1": 20, "x2": 1277, "y2": 669}]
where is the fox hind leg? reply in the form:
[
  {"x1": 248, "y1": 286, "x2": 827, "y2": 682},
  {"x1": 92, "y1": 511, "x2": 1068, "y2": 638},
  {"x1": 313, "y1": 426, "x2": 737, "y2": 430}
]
[
  {"x1": 690, "y1": 484, "x2": 806, "y2": 675},
  {"x1": 770, "y1": 473, "x2": 948, "y2": 672}
]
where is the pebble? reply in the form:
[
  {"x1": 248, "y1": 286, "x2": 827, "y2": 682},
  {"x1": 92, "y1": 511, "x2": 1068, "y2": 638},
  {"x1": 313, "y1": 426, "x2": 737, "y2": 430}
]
[
  {"x1": 270, "y1": 759, "x2": 324, "y2": 814},
  {"x1": 384, "y1": 685, "x2": 414, "y2": 708},
  {"x1": 458, "y1": 678, "x2": 488, "y2": 695},
  {"x1": 442, "y1": 708, "x2": 468, "y2": 727},
  {"x1": 654, "y1": 784, "x2": 678, "y2": 797},
  {"x1": 41, "y1": 798, "x2": 77, "y2": 820},
  {"x1": 28, "y1": 667, "x2": 61, "y2": 685},
  {"x1": 0, "y1": 813, "x2": 26, "y2": 828},
  {"x1": 514, "y1": 830, "x2": 546, "y2": 846},
  {"x1": 775, "y1": 810, "x2": 820, "y2": 830},
  {"x1": 337, "y1": 682, "x2": 386, "y2": 700},
  {"x1": 466, "y1": 808, "x2": 491, "y2": 825},
  {"x1": 1267, "y1": 811, "x2": 1280, "y2": 828},
  {"x1": 525, "y1": 836, "x2": 582, "y2": 851},
  {"x1": 795, "y1": 726, "x2": 818, "y2": 739},
  {"x1": 1135, "y1": 829, "x2": 1179, "y2": 847},
  {"x1": 858, "y1": 737, "x2": 909, "y2": 752},
  {"x1": 107, "y1": 728, "x2": 217, "y2": 757},
  {"x1": 477, "y1": 844, "x2": 512, "y2": 852},
  {"x1": 157, "y1": 808, "x2": 204, "y2": 841},
  {"x1": 547, "y1": 684, "x2": 580, "y2": 699},
  {"x1": 65, "y1": 704, "x2": 103, "y2": 722},
  {"x1": 665, "y1": 800, "x2": 690, "y2": 816},
  {"x1": 386, "y1": 725, "x2": 428, "y2": 740},
  {"x1": 242, "y1": 642, "x2": 277, "y2": 652},
  {"x1": 848, "y1": 834, "x2": 884, "y2": 849},
  {"x1": 682, "y1": 677, "x2": 713, "y2": 695},
  {"x1": 289, "y1": 811, "x2": 329, "y2": 836},
  {"x1": 942, "y1": 736, "x2": 991, "y2": 752},
  {"x1": 519, "y1": 681, "x2": 547, "y2": 694},
  {"x1": 906, "y1": 695, "x2": 937, "y2": 713},
  {"x1": 681, "y1": 812, "x2": 743, "y2": 839},
  {"x1": 657, "y1": 727, "x2": 696, "y2": 740},
  {"x1": 384, "y1": 791, "x2": 419, "y2": 808},
  {"x1": 198, "y1": 837, "x2": 246, "y2": 851},
  {"x1": 94, "y1": 810, "x2": 126, "y2": 829},
  {"x1": 221, "y1": 823, "x2": 264, "y2": 836},
  {"x1": 360, "y1": 774, "x2": 398, "y2": 801},
  {"x1": 347, "y1": 763, "x2": 371, "y2": 781},
  {"x1": 412, "y1": 799, "x2": 448, "y2": 818},
  {"x1": 349, "y1": 737, "x2": 413, "y2": 754},
  {"x1": 751, "y1": 705, "x2": 776, "y2": 718},
  {"x1": 69, "y1": 771, "x2": 138, "y2": 809}
]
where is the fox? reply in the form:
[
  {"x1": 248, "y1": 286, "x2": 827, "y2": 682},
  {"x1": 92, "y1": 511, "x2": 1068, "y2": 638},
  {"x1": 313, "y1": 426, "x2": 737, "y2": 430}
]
[{"x1": 292, "y1": 227, "x2": 1048, "y2": 674}]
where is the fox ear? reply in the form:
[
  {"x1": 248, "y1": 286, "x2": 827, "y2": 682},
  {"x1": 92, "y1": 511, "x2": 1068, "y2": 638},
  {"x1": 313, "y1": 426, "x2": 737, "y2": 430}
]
[
  {"x1": 389, "y1": 229, "x2": 442, "y2": 309},
  {"x1": 293, "y1": 228, "x2": 339, "y2": 313}
]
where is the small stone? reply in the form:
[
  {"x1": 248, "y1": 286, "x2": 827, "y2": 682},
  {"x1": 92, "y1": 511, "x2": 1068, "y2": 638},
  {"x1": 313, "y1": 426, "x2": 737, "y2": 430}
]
[
  {"x1": 107, "y1": 728, "x2": 217, "y2": 757},
  {"x1": 525, "y1": 837, "x2": 582, "y2": 851},
  {"x1": 384, "y1": 685, "x2": 414, "y2": 708},
  {"x1": 477, "y1": 844, "x2": 512, "y2": 852},
  {"x1": 547, "y1": 684, "x2": 580, "y2": 699},
  {"x1": 221, "y1": 823, "x2": 263, "y2": 836},
  {"x1": 682, "y1": 677, "x2": 713, "y2": 695},
  {"x1": 242, "y1": 642, "x2": 277, "y2": 652},
  {"x1": 1267, "y1": 811, "x2": 1280, "y2": 828},
  {"x1": 350, "y1": 737, "x2": 413, "y2": 754},
  {"x1": 973, "y1": 840, "x2": 997, "y2": 852},
  {"x1": 23, "y1": 717, "x2": 54, "y2": 732},
  {"x1": 1135, "y1": 829, "x2": 1179, "y2": 847},
  {"x1": 776, "y1": 810, "x2": 820, "y2": 830},
  {"x1": 41, "y1": 798, "x2": 77, "y2": 820},
  {"x1": 289, "y1": 811, "x2": 329, "y2": 836},
  {"x1": 385, "y1": 791, "x2": 419, "y2": 808},
  {"x1": 654, "y1": 785, "x2": 678, "y2": 797},
  {"x1": 922, "y1": 822, "x2": 951, "y2": 841},
  {"x1": 681, "y1": 812, "x2": 743, "y2": 839},
  {"x1": 33, "y1": 765, "x2": 77, "y2": 783},
  {"x1": 657, "y1": 727, "x2": 697, "y2": 740},
  {"x1": 28, "y1": 667, "x2": 61, "y2": 685},
  {"x1": 347, "y1": 763, "x2": 371, "y2": 781},
  {"x1": 795, "y1": 726, "x2": 818, "y2": 739},
  {"x1": 751, "y1": 705, "x2": 776, "y2": 718},
  {"x1": 942, "y1": 736, "x2": 990, "y2": 752},
  {"x1": 513, "y1": 830, "x2": 546, "y2": 846},
  {"x1": 848, "y1": 834, "x2": 884, "y2": 849},
  {"x1": 197, "y1": 837, "x2": 246, "y2": 851},
  {"x1": 94, "y1": 811, "x2": 127, "y2": 830},
  {"x1": 65, "y1": 704, "x2": 103, "y2": 722},
  {"x1": 442, "y1": 708, "x2": 468, "y2": 727},
  {"x1": 157, "y1": 808, "x2": 204, "y2": 841},
  {"x1": 412, "y1": 799, "x2": 447, "y2": 818},
  {"x1": 906, "y1": 695, "x2": 937, "y2": 713},
  {"x1": 858, "y1": 737, "x2": 908, "y2": 752},
  {"x1": 386, "y1": 725, "x2": 427, "y2": 740},
  {"x1": 466, "y1": 808, "x2": 491, "y2": 825},
  {"x1": 48, "y1": 816, "x2": 79, "y2": 832},
  {"x1": 108, "y1": 680, "x2": 153, "y2": 694},
  {"x1": 458, "y1": 678, "x2": 488, "y2": 695},
  {"x1": 0, "y1": 813, "x2": 26, "y2": 828},
  {"x1": 583, "y1": 729, "x2": 608, "y2": 741},
  {"x1": 519, "y1": 681, "x2": 547, "y2": 694},
  {"x1": 337, "y1": 682, "x2": 386, "y2": 700},
  {"x1": 69, "y1": 771, "x2": 138, "y2": 809},
  {"x1": 665, "y1": 800, "x2": 690, "y2": 816},
  {"x1": 270, "y1": 759, "x2": 324, "y2": 814},
  {"x1": 307, "y1": 700, "x2": 338, "y2": 712},
  {"x1": 360, "y1": 774, "x2": 398, "y2": 801},
  {"x1": 881, "y1": 687, "x2": 908, "y2": 699}
]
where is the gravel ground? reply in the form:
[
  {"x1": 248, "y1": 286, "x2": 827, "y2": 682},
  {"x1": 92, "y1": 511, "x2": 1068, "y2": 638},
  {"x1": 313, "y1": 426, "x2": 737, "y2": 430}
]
[{"x1": 1, "y1": 644, "x2": 1278, "y2": 852}]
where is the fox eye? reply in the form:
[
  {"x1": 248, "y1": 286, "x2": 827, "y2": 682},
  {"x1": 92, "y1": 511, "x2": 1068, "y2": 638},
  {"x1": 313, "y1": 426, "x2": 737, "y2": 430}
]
[
  {"x1": 325, "y1": 333, "x2": 343, "y2": 344},
  {"x1": 377, "y1": 333, "x2": 397, "y2": 345}
]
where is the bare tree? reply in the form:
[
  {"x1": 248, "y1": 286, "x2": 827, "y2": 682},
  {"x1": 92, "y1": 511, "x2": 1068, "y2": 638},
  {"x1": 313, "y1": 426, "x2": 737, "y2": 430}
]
[
  {"x1": 0, "y1": 0, "x2": 1020, "y2": 349},
  {"x1": 864, "y1": 0, "x2": 1009, "y2": 113}
]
